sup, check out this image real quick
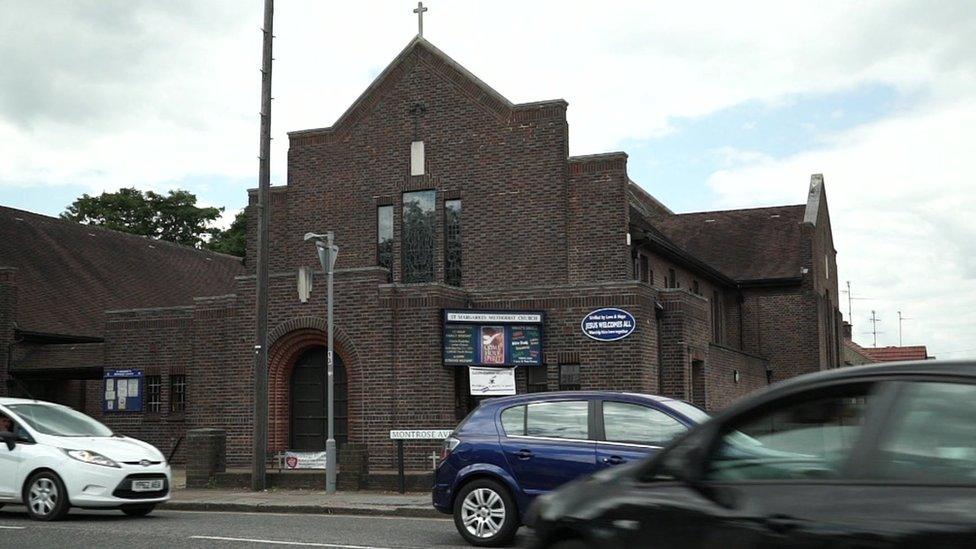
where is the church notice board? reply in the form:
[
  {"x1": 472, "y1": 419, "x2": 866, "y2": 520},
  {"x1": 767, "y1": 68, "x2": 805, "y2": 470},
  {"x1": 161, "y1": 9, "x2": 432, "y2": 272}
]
[
  {"x1": 442, "y1": 310, "x2": 544, "y2": 367},
  {"x1": 103, "y1": 369, "x2": 144, "y2": 413}
]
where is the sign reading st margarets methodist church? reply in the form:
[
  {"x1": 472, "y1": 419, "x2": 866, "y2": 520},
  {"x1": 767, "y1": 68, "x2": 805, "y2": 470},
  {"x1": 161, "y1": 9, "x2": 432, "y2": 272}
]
[{"x1": 442, "y1": 310, "x2": 544, "y2": 367}]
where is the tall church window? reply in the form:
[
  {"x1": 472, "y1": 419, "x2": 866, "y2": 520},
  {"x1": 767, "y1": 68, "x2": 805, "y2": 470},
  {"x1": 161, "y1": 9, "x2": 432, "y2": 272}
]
[
  {"x1": 377, "y1": 205, "x2": 393, "y2": 281},
  {"x1": 444, "y1": 199, "x2": 462, "y2": 286},
  {"x1": 402, "y1": 190, "x2": 436, "y2": 283}
]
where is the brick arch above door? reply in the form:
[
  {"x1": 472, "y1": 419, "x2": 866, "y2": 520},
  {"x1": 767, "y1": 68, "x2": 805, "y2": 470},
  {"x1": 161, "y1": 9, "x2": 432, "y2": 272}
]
[{"x1": 266, "y1": 317, "x2": 361, "y2": 454}]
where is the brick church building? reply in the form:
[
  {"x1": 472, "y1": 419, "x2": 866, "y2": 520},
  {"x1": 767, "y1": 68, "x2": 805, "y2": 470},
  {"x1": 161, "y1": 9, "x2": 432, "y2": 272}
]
[{"x1": 0, "y1": 37, "x2": 843, "y2": 473}]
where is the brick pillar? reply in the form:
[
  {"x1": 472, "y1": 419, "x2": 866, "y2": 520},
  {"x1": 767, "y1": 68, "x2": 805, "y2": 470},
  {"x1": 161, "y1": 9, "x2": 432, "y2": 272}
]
[{"x1": 186, "y1": 428, "x2": 226, "y2": 488}]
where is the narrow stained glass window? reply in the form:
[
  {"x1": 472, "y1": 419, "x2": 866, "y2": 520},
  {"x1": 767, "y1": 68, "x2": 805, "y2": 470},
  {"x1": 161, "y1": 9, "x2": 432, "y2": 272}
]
[
  {"x1": 377, "y1": 205, "x2": 393, "y2": 282},
  {"x1": 444, "y1": 199, "x2": 462, "y2": 287},
  {"x1": 402, "y1": 190, "x2": 436, "y2": 283}
]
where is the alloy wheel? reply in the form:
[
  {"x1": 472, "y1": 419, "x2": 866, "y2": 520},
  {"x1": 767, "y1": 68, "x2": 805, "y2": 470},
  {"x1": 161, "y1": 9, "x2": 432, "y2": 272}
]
[{"x1": 460, "y1": 487, "x2": 506, "y2": 539}]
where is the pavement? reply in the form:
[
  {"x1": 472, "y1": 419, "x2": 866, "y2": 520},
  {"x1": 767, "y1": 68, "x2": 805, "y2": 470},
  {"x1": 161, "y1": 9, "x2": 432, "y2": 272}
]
[
  {"x1": 0, "y1": 507, "x2": 531, "y2": 548},
  {"x1": 165, "y1": 468, "x2": 442, "y2": 519}
]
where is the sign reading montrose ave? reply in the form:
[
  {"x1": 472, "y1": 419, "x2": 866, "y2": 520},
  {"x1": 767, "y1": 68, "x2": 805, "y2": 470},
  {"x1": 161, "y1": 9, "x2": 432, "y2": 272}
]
[{"x1": 389, "y1": 429, "x2": 454, "y2": 440}]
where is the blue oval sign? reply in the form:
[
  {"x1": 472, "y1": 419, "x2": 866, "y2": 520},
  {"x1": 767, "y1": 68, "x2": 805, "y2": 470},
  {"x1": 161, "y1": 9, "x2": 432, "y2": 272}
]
[{"x1": 581, "y1": 308, "x2": 636, "y2": 341}]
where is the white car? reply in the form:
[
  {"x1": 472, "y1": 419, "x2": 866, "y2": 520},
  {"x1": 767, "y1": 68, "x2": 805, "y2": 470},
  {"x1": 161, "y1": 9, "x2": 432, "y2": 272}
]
[{"x1": 0, "y1": 397, "x2": 171, "y2": 521}]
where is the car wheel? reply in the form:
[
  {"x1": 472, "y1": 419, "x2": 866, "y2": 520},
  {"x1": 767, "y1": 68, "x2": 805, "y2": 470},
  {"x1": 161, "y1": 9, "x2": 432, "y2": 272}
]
[
  {"x1": 24, "y1": 471, "x2": 70, "y2": 521},
  {"x1": 122, "y1": 504, "x2": 156, "y2": 517},
  {"x1": 453, "y1": 478, "x2": 518, "y2": 547}
]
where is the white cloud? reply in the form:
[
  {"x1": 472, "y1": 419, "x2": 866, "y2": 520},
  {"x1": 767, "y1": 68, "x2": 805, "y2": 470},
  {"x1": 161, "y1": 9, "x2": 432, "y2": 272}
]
[
  {"x1": 706, "y1": 99, "x2": 976, "y2": 358},
  {"x1": 4, "y1": 0, "x2": 975, "y2": 192}
]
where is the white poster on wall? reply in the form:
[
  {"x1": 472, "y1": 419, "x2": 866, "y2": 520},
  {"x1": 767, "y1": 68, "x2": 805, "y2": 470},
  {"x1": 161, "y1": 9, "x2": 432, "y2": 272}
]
[
  {"x1": 283, "y1": 451, "x2": 328, "y2": 470},
  {"x1": 469, "y1": 367, "x2": 516, "y2": 396}
]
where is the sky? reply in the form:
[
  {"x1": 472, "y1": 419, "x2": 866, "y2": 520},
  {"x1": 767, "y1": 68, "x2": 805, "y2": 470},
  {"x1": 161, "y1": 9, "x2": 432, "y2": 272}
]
[{"x1": 1, "y1": 1, "x2": 974, "y2": 358}]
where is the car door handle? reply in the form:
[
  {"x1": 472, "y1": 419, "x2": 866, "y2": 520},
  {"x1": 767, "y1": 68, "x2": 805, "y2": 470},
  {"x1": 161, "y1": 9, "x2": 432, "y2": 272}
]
[
  {"x1": 602, "y1": 456, "x2": 626, "y2": 465},
  {"x1": 765, "y1": 514, "x2": 800, "y2": 533},
  {"x1": 514, "y1": 449, "x2": 533, "y2": 460}
]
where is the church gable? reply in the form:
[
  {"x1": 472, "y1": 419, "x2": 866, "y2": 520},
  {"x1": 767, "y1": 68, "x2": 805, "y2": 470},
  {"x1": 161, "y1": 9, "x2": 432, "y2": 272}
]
[{"x1": 289, "y1": 37, "x2": 559, "y2": 148}]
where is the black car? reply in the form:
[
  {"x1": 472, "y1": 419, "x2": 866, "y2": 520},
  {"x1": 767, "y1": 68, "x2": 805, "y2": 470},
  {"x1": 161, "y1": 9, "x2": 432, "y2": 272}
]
[{"x1": 528, "y1": 361, "x2": 976, "y2": 548}]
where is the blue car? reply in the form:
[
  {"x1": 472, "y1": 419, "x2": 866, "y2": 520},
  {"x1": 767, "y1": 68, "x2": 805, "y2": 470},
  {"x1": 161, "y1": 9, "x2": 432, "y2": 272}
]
[{"x1": 432, "y1": 391, "x2": 708, "y2": 546}]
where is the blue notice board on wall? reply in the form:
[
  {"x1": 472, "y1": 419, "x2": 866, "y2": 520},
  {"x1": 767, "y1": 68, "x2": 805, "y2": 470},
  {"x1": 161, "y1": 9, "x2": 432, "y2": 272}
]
[
  {"x1": 103, "y1": 369, "x2": 144, "y2": 412},
  {"x1": 442, "y1": 310, "x2": 544, "y2": 367}
]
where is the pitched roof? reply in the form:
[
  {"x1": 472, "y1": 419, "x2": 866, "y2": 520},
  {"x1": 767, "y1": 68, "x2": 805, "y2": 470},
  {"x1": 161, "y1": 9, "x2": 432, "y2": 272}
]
[
  {"x1": 843, "y1": 338, "x2": 876, "y2": 364},
  {"x1": 0, "y1": 205, "x2": 243, "y2": 339},
  {"x1": 654, "y1": 205, "x2": 807, "y2": 281},
  {"x1": 861, "y1": 346, "x2": 933, "y2": 362}
]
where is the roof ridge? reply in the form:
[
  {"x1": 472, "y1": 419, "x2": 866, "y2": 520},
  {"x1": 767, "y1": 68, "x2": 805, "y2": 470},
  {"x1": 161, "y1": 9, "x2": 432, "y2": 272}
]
[
  {"x1": 674, "y1": 203, "x2": 806, "y2": 217},
  {"x1": 0, "y1": 204, "x2": 243, "y2": 263}
]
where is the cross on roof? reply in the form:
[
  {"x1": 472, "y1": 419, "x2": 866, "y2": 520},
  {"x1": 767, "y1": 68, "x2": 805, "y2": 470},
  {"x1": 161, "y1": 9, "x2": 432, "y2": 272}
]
[{"x1": 413, "y1": 2, "x2": 428, "y2": 37}]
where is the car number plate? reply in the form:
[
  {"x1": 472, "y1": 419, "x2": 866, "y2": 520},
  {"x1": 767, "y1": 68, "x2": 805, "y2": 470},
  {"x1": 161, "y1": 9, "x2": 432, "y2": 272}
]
[{"x1": 132, "y1": 479, "x2": 163, "y2": 492}]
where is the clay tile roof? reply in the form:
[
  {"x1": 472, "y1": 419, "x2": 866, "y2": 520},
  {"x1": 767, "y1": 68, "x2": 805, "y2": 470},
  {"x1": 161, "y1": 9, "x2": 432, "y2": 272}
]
[
  {"x1": 862, "y1": 346, "x2": 932, "y2": 363},
  {"x1": 655, "y1": 205, "x2": 807, "y2": 281},
  {"x1": 0, "y1": 205, "x2": 243, "y2": 339}
]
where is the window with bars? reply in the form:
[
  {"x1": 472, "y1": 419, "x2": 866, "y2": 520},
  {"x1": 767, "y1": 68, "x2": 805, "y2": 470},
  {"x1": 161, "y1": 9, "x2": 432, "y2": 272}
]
[
  {"x1": 377, "y1": 205, "x2": 393, "y2": 281},
  {"x1": 444, "y1": 199, "x2": 462, "y2": 287},
  {"x1": 559, "y1": 364, "x2": 581, "y2": 391},
  {"x1": 401, "y1": 190, "x2": 436, "y2": 283},
  {"x1": 527, "y1": 367, "x2": 548, "y2": 393},
  {"x1": 170, "y1": 375, "x2": 186, "y2": 413},
  {"x1": 145, "y1": 375, "x2": 162, "y2": 413}
]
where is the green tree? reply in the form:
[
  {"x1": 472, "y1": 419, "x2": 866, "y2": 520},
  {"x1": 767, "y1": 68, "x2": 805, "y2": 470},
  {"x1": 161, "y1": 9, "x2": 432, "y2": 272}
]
[
  {"x1": 62, "y1": 188, "x2": 223, "y2": 249},
  {"x1": 206, "y1": 210, "x2": 246, "y2": 257}
]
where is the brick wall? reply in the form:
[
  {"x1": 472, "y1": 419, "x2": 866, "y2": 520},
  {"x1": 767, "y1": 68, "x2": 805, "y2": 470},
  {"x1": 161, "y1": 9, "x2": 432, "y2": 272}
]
[
  {"x1": 103, "y1": 306, "x2": 196, "y2": 463},
  {"x1": 705, "y1": 344, "x2": 768, "y2": 411},
  {"x1": 280, "y1": 43, "x2": 571, "y2": 291},
  {"x1": 567, "y1": 154, "x2": 630, "y2": 283},
  {"x1": 0, "y1": 268, "x2": 15, "y2": 397},
  {"x1": 189, "y1": 294, "x2": 249, "y2": 466},
  {"x1": 657, "y1": 289, "x2": 711, "y2": 401},
  {"x1": 739, "y1": 285, "x2": 821, "y2": 382}
]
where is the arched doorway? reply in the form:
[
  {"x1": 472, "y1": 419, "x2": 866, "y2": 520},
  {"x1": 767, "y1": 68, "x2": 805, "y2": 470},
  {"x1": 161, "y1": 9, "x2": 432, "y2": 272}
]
[{"x1": 289, "y1": 347, "x2": 348, "y2": 450}]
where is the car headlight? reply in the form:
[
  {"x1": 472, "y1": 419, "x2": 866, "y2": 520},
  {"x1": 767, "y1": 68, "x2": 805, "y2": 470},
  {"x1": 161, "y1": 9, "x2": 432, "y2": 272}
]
[{"x1": 63, "y1": 449, "x2": 121, "y2": 468}]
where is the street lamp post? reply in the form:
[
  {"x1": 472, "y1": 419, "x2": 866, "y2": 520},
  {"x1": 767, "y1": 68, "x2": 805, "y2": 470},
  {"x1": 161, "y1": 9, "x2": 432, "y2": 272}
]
[{"x1": 304, "y1": 232, "x2": 339, "y2": 493}]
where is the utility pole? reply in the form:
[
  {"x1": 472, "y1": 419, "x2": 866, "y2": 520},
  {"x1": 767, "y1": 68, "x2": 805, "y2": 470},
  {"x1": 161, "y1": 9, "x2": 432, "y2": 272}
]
[{"x1": 251, "y1": 0, "x2": 274, "y2": 492}]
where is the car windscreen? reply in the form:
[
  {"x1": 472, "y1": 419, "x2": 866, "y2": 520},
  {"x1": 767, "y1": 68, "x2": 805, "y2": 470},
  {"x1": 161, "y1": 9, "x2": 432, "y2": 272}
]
[{"x1": 7, "y1": 403, "x2": 113, "y2": 437}]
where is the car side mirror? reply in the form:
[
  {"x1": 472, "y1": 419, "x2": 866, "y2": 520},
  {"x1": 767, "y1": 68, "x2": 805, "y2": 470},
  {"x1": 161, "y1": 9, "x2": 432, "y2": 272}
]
[
  {"x1": 642, "y1": 430, "x2": 708, "y2": 484},
  {"x1": 0, "y1": 431, "x2": 16, "y2": 451}
]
